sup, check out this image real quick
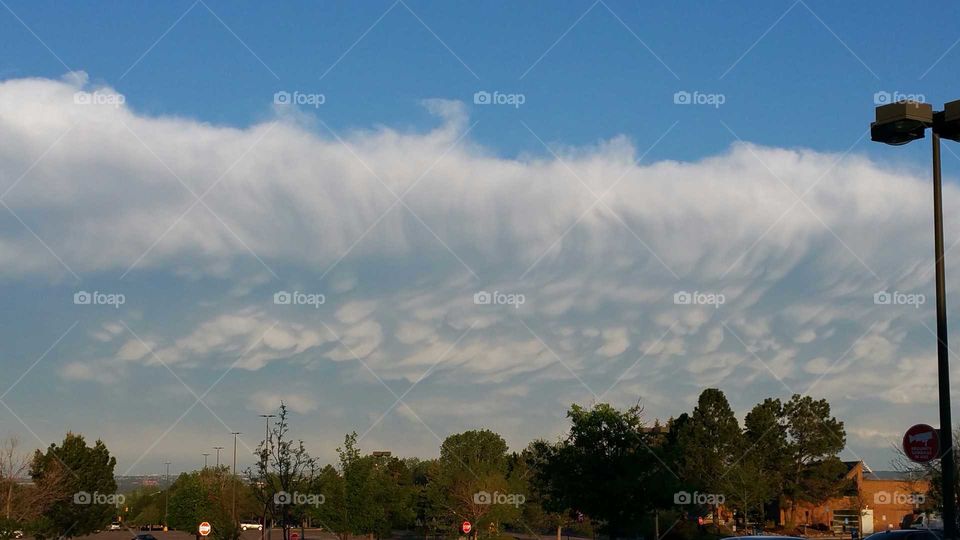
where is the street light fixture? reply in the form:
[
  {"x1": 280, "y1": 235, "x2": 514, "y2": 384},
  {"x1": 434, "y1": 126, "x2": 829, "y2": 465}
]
[
  {"x1": 202, "y1": 453, "x2": 210, "y2": 469},
  {"x1": 213, "y1": 446, "x2": 224, "y2": 469},
  {"x1": 872, "y1": 99, "x2": 960, "y2": 540}
]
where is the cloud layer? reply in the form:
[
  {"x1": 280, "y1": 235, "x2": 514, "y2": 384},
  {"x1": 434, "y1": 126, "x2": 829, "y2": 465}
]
[{"x1": 1, "y1": 73, "x2": 956, "y2": 470}]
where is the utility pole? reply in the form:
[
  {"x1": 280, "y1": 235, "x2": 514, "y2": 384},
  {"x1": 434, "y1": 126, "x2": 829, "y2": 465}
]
[
  {"x1": 259, "y1": 414, "x2": 276, "y2": 540},
  {"x1": 164, "y1": 462, "x2": 171, "y2": 532},
  {"x1": 231, "y1": 432, "x2": 241, "y2": 522}
]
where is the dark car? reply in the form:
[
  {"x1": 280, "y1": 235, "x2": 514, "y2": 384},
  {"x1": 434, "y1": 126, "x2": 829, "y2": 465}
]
[
  {"x1": 722, "y1": 537, "x2": 803, "y2": 540},
  {"x1": 865, "y1": 530, "x2": 943, "y2": 540}
]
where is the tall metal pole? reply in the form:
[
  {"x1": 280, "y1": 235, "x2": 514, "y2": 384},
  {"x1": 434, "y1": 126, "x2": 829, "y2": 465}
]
[
  {"x1": 259, "y1": 415, "x2": 275, "y2": 540},
  {"x1": 933, "y1": 130, "x2": 957, "y2": 539},
  {"x1": 214, "y1": 446, "x2": 224, "y2": 469},
  {"x1": 164, "y1": 462, "x2": 171, "y2": 531},
  {"x1": 232, "y1": 432, "x2": 241, "y2": 522},
  {"x1": 203, "y1": 453, "x2": 210, "y2": 469}
]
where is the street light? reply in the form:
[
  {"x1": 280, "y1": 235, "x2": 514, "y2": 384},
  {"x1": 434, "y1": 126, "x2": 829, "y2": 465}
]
[
  {"x1": 213, "y1": 446, "x2": 224, "y2": 468},
  {"x1": 231, "y1": 432, "x2": 241, "y2": 522},
  {"x1": 164, "y1": 462, "x2": 171, "y2": 532},
  {"x1": 872, "y1": 99, "x2": 960, "y2": 539},
  {"x1": 258, "y1": 414, "x2": 276, "y2": 540},
  {"x1": 202, "y1": 453, "x2": 210, "y2": 469}
]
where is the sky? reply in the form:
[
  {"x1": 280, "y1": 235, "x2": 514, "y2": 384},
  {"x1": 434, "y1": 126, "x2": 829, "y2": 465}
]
[{"x1": 2, "y1": 0, "x2": 960, "y2": 476}]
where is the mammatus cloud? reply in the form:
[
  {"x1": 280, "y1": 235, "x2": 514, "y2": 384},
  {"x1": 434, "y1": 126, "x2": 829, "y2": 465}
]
[{"x1": 1, "y1": 73, "x2": 956, "y2": 468}]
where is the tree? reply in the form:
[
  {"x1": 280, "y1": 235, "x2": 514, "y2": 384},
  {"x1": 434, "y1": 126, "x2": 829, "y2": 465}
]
[
  {"x1": 0, "y1": 437, "x2": 28, "y2": 521},
  {"x1": 781, "y1": 394, "x2": 846, "y2": 525},
  {"x1": 166, "y1": 467, "x2": 245, "y2": 540},
  {"x1": 679, "y1": 389, "x2": 742, "y2": 525},
  {"x1": 735, "y1": 398, "x2": 789, "y2": 525},
  {"x1": 248, "y1": 404, "x2": 316, "y2": 540},
  {"x1": 544, "y1": 403, "x2": 662, "y2": 538},
  {"x1": 30, "y1": 433, "x2": 117, "y2": 539},
  {"x1": 425, "y1": 430, "x2": 518, "y2": 539}
]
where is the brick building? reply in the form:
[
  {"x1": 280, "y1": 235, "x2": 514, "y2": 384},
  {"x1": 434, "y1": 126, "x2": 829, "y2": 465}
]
[{"x1": 784, "y1": 461, "x2": 929, "y2": 534}]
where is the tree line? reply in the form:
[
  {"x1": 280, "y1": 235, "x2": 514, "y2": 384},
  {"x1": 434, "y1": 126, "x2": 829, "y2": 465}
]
[{"x1": 0, "y1": 389, "x2": 851, "y2": 540}]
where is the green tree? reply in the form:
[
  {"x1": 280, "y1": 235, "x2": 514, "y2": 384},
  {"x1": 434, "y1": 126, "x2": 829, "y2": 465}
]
[
  {"x1": 679, "y1": 389, "x2": 742, "y2": 525},
  {"x1": 781, "y1": 394, "x2": 846, "y2": 525},
  {"x1": 30, "y1": 433, "x2": 117, "y2": 539},
  {"x1": 425, "y1": 430, "x2": 518, "y2": 539},
  {"x1": 544, "y1": 403, "x2": 662, "y2": 538}
]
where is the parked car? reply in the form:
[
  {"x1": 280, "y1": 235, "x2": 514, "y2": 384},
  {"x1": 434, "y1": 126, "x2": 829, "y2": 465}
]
[
  {"x1": 240, "y1": 522, "x2": 263, "y2": 531},
  {"x1": 866, "y1": 531, "x2": 943, "y2": 540},
  {"x1": 109, "y1": 522, "x2": 122, "y2": 531}
]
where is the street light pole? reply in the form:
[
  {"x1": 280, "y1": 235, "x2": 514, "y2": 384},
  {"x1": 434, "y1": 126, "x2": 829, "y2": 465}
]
[
  {"x1": 232, "y1": 432, "x2": 241, "y2": 522},
  {"x1": 932, "y1": 128, "x2": 957, "y2": 539},
  {"x1": 259, "y1": 414, "x2": 276, "y2": 540},
  {"x1": 872, "y1": 100, "x2": 960, "y2": 539},
  {"x1": 214, "y1": 446, "x2": 224, "y2": 469},
  {"x1": 164, "y1": 462, "x2": 171, "y2": 532},
  {"x1": 202, "y1": 453, "x2": 210, "y2": 469}
]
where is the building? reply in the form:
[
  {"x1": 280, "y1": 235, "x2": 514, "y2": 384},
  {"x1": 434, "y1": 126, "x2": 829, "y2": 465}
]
[{"x1": 785, "y1": 461, "x2": 929, "y2": 534}]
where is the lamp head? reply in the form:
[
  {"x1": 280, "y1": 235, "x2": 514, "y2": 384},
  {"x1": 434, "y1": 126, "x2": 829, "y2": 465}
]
[{"x1": 871, "y1": 101, "x2": 933, "y2": 145}]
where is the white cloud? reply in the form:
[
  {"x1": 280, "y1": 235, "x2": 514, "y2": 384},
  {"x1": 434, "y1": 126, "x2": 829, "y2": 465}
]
[{"x1": 4, "y1": 74, "x2": 957, "y2": 466}]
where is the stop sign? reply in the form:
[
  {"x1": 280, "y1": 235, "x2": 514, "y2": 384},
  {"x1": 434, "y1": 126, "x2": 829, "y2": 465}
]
[
  {"x1": 903, "y1": 424, "x2": 940, "y2": 463},
  {"x1": 291, "y1": 533, "x2": 300, "y2": 540},
  {"x1": 198, "y1": 522, "x2": 212, "y2": 537},
  {"x1": 461, "y1": 521, "x2": 472, "y2": 534}
]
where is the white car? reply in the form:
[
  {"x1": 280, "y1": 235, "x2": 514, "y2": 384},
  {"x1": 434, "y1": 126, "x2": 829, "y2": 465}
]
[
  {"x1": 109, "y1": 523, "x2": 123, "y2": 531},
  {"x1": 240, "y1": 523, "x2": 263, "y2": 531}
]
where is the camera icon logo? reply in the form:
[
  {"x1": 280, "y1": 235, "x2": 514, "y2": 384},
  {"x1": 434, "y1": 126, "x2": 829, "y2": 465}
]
[
  {"x1": 73, "y1": 92, "x2": 92, "y2": 105},
  {"x1": 673, "y1": 91, "x2": 691, "y2": 105},
  {"x1": 274, "y1": 491, "x2": 292, "y2": 505},
  {"x1": 74, "y1": 291, "x2": 92, "y2": 305},
  {"x1": 474, "y1": 291, "x2": 492, "y2": 305},
  {"x1": 874, "y1": 91, "x2": 892, "y2": 105},
  {"x1": 673, "y1": 291, "x2": 692, "y2": 305},
  {"x1": 274, "y1": 91, "x2": 291, "y2": 105},
  {"x1": 74, "y1": 491, "x2": 92, "y2": 504},
  {"x1": 874, "y1": 291, "x2": 892, "y2": 305},
  {"x1": 473, "y1": 491, "x2": 492, "y2": 504},
  {"x1": 874, "y1": 491, "x2": 891, "y2": 504},
  {"x1": 274, "y1": 291, "x2": 292, "y2": 305},
  {"x1": 674, "y1": 491, "x2": 691, "y2": 504},
  {"x1": 473, "y1": 91, "x2": 491, "y2": 105}
]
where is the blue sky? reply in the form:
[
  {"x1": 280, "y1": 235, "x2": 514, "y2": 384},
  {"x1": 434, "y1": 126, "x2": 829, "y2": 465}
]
[{"x1": 3, "y1": 0, "x2": 960, "y2": 477}]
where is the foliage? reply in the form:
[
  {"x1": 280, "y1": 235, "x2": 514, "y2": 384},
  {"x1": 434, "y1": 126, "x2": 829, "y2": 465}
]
[{"x1": 30, "y1": 433, "x2": 117, "y2": 539}]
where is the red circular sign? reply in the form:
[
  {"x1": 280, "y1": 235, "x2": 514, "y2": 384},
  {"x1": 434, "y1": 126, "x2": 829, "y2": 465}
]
[
  {"x1": 291, "y1": 533, "x2": 300, "y2": 540},
  {"x1": 198, "y1": 522, "x2": 212, "y2": 537},
  {"x1": 903, "y1": 424, "x2": 940, "y2": 463},
  {"x1": 461, "y1": 521, "x2": 472, "y2": 534}
]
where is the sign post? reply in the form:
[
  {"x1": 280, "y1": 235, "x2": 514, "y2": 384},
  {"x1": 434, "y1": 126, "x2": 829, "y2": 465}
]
[
  {"x1": 903, "y1": 424, "x2": 940, "y2": 463},
  {"x1": 198, "y1": 522, "x2": 212, "y2": 537},
  {"x1": 461, "y1": 521, "x2": 472, "y2": 535}
]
